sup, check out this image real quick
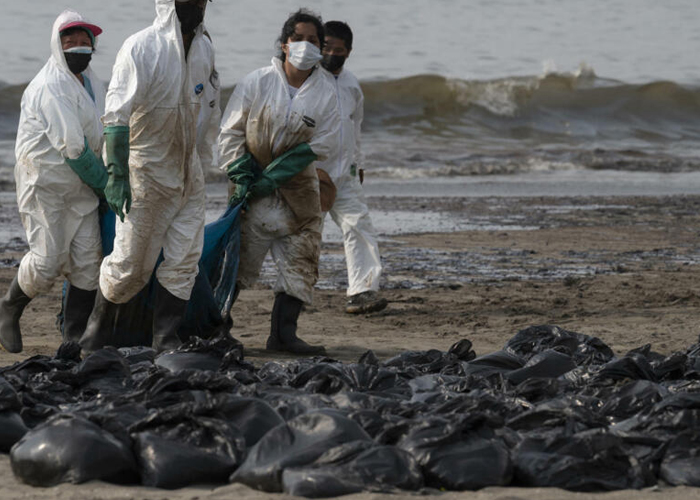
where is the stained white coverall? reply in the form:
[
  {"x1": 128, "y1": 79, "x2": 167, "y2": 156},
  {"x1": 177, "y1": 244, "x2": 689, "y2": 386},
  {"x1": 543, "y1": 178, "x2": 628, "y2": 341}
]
[
  {"x1": 100, "y1": 0, "x2": 219, "y2": 303},
  {"x1": 14, "y1": 10, "x2": 106, "y2": 298},
  {"x1": 317, "y1": 67, "x2": 382, "y2": 296},
  {"x1": 218, "y1": 58, "x2": 340, "y2": 305},
  {"x1": 195, "y1": 38, "x2": 221, "y2": 176}
]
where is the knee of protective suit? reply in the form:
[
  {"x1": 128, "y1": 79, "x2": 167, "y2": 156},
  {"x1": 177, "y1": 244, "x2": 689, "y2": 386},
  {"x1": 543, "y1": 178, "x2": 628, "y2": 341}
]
[
  {"x1": 236, "y1": 266, "x2": 261, "y2": 291},
  {"x1": 17, "y1": 252, "x2": 68, "y2": 298},
  {"x1": 99, "y1": 261, "x2": 152, "y2": 304}
]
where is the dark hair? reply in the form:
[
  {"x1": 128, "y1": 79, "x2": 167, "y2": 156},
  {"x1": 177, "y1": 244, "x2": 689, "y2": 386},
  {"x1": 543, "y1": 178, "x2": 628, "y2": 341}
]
[
  {"x1": 277, "y1": 8, "x2": 324, "y2": 62},
  {"x1": 324, "y1": 21, "x2": 353, "y2": 51}
]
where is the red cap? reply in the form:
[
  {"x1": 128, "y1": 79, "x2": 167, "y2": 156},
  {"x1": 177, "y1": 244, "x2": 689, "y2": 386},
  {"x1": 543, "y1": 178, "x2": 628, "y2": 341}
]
[{"x1": 59, "y1": 20, "x2": 103, "y2": 38}]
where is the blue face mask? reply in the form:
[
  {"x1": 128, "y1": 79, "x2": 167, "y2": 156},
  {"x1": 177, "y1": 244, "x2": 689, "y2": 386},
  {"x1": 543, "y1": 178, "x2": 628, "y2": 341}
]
[{"x1": 63, "y1": 46, "x2": 93, "y2": 74}]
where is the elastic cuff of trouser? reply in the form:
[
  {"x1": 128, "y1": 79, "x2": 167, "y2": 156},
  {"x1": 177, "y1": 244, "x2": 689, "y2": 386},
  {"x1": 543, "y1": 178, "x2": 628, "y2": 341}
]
[
  {"x1": 98, "y1": 275, "x2": 138, "y2": 304},
  {"x1": 347, "y1": 286, "x2": 380, "y2": 297}
]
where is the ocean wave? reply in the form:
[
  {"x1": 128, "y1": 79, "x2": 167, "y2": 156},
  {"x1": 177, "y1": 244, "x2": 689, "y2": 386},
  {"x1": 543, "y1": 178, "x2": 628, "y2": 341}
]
[
  {"x1": 3, "y1": 69, "x2": 700, "y2": 176},
  {"x1": 359, "y1": 69, "x2": 700, "y2": 140},
  {"x1": 4, "y1": 69, "x2": 700, "y2": 142}
]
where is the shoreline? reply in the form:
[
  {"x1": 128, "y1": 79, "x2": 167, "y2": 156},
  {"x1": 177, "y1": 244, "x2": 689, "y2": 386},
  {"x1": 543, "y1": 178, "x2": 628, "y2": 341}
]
[{"x1": 0, "y1": 188, "x2": 698, "y2": 498}]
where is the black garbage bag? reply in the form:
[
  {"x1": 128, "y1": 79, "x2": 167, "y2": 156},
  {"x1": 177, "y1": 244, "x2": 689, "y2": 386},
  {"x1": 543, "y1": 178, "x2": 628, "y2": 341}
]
[
  {"x1": 460, "y1": 350, "x2": 524, "y2": 378},
  {"x1": 290, "y1": 363, "x2": 356, "y2": 395},
  {"x1": 73, "y1": 347, "x2": 133, "y2": 396},
  {"x1": 512, "y1": 428, "x2": 650, "y2": 491},
  {"x1": 591, "y1": 353, "x2": 658, "y2": 383},
  {"x1": 0, "y1": 411, "x2": 27, "y2": 452},
  {"x1": 383, "y1": 343, "x2": 467, "y2": 377},
  {"x1": 505, "y1": 325, "x2": 615, "y2": 366},
  {"x1": 68, "y1": 399, "x2": 150, "y2": 449},
  {"x1": 0, "y1": 377, "x2": 21, "y2": 412},
  {"x1": 659, "y1": 431, "x2": 700, "y2": 486},
  {"x1": 282, "y1": 441, "x2": 423, "y2": 497},
  {"x1": 0, "y1": 377, "x2": 26, "y2": 448},
  {"x1": 397, "y1": 415, "x2": 512, "y2": 490},
  {"x1": 331, "y1": 390, "x2": 409, "y2": 415},
  {"x1": 345, "y1": 363, "x2": 408, "y2": 395},
  {"x1": 506, "y1": 349, "x2": 577, "y2": 385},
  {"x1": 598, "y1": 380, "x2": 669, "y2": 421},
  {"x1": 139, "y1": 368, "x2": 242, "y2": 403},
  {"x1": 0, "y1": 352, "x2": 80, "y2": 378},
  {"x1": 506, "y1": 394, "x2": 606, "y2": 433},
  {"x1": 10, "y1": 414, "x2": 138, "y2": 487},
  {"x1": 130, "y1": 403, "x2": 246, "y2": 489},
  {"x1": 651, "y1": 351, "x2": 688, "y2": 381},
  {"x1": 154, "y1": 335, "x2": 245, "y2": 373},
  {"x1": 511, "y1": 376, "x2": 563, "y2": 403},
  {"x1": 345, "y1": 409, "x2": 397, "y2": 440},
  {"x1": 256, "y1": 388, "x2": 337, "y2": 421},
  {"x1": 210, "y1": 395, "x2": 285, "y2": 447},
  {"x1": 230, "y1": 410, "x2": 372, "y2": 492}
]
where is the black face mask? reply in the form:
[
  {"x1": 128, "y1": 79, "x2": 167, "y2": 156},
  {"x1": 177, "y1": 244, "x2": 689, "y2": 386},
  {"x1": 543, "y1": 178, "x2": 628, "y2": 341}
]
[
  {"x1": 175, "y1": 3, "x2": 204, "y2": 34},
  {"x1": 321, "y1": 54, "x2": 346, "y2": 73},
  {"x1": 64, "y1": 52, "x2": 92, "y2": 75}
]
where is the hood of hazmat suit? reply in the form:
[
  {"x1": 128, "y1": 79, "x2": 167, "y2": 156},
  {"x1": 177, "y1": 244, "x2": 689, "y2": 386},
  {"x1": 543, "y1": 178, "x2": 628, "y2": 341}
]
[
  {"x1": 15, "y1": 10, "x2": 106, "y2": 216},
  {"x1": 13, "y1": 10, "x2": 106, "y2": 297},
  {"x1": 315, "y1": 67, "x2": 364, "y2": 187},
  {"x1": 99, "y1": 0, "x2": 217, "y2": 302},
  {"x1": 218, "y1": 57, "x2": 340, "y2": 227}
]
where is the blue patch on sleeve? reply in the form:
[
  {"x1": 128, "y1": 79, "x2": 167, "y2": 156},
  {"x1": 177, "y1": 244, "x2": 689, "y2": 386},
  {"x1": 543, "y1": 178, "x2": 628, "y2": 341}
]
[{"x1": 195, "y1": 83, "x2": 204, "y2": 95}]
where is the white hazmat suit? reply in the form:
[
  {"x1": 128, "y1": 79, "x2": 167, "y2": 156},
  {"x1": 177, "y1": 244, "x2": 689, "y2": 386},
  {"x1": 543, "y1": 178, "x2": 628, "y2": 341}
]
[
  {"x1": 14, "y1": 10, "x2": 106, "y2": 298},
  {"x1": 317, "y1": 67, "x2": 383, "y2": 297},
  {"x1": 196, "y1": 46, "x2": 221, "y2": 177},
  {"x1": 218, "y1": 58, "x2": 340, "y2": 305},
  {"x1": 99, "y1": 0, "x2": 219, "y2": 303}
]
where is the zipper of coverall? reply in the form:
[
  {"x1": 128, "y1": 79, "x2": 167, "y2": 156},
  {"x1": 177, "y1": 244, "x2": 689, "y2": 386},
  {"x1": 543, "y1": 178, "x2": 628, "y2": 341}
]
[
  {"x1": 178, "y1": 29, "x2": 192, "y2": 187},
  {"x1": 334, "y1": 75, "x2": 343, "y2": 181},
  {"x1": 273, "y1": 66, "x2": 314, "y2": 154}
]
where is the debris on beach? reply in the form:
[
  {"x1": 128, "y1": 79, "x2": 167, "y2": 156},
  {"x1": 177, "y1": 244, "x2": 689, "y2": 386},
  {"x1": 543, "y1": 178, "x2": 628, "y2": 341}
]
[{"x1": 3, "y1": 325, "x2": 700, "y2": 495}]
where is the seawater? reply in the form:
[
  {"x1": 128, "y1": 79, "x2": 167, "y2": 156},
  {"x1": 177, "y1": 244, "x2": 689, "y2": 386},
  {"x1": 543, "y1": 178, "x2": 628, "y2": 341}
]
[{"x1": 1, "y1": 0, "x2": 700, "y2": 181}]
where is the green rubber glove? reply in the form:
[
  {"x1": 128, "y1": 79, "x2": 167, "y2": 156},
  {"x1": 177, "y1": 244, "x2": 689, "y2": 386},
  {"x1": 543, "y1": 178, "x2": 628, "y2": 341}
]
[
  {"x1": 225, "y1": 153, "x2": 259, "y2": 206},
  {"x1": 103, "y1": 125, "x2": 131, "y2": 222},
  {"x1": 65, "y1": 137, "x2": 108, "y2": 196}
]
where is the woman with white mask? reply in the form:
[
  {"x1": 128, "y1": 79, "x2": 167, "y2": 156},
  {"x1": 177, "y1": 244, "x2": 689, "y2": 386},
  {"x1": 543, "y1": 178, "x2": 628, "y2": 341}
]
[
  {"x1": 0, "y1": 10, "x2": 107, "y2": 353},
  {"x1": 218, "y1": 9, "x2": 340, "y2": 355}
]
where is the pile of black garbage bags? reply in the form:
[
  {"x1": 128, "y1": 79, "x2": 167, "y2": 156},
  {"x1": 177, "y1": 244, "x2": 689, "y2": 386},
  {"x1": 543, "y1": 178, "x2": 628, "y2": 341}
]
[{"x1": 3, "y1": 324, "x2": 700, "y2": 496}]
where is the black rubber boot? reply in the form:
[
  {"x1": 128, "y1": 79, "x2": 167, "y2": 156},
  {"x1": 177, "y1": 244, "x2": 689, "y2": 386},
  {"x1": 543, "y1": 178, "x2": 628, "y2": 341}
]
[
  {"x1": 0, "y1": 275, "x2": 32, "y2": 353},
  {"x1": 266, "y1": 292, "x2": 326, "y2": 355},
  {"x1": 62, "y1": 285, "x2": 97, "y2": 343},
  {"x1": 152, "y1": 281, "x2": 185, "y2": 354},
  {"x1": 79, "y1": 288, "x2": 118, "y2": 355}
]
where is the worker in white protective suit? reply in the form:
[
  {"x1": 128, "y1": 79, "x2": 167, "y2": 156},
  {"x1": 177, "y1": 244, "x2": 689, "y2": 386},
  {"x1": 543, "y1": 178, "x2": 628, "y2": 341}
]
[
  {"x1": 0, "y1": 11, "x2": 107, "y2": 353},
  {"x1": 218, "y1": 9, "x2": 340, "y2": 355},
  {"x1": 196, "y1": 31, "x2": 222, "y2": 176},
  {"x1": 317, "y1": 21, "x2": 388, "y2": 315},
  {"x1": 79, "y1": 0, "x2": 219, "y2": 354}
]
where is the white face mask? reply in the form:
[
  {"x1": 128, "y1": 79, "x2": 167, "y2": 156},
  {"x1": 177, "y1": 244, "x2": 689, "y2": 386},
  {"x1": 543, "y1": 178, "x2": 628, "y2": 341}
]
[
  {"x1": 286, "y1": 41, "x2": 322, "y2": 70},
  {"x1": 63, "y1": 46, "x2": 93, "y2": 54}
]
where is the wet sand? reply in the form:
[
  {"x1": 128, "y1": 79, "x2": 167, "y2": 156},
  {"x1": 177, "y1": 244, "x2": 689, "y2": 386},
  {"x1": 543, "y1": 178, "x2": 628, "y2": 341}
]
[{"x1": 0, "y1": 189, "x2": 699, "y2": 498}]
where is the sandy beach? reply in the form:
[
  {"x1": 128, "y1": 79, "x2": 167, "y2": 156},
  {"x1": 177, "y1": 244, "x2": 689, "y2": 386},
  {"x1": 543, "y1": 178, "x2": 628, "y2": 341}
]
[{"x1": 0, "y1": 188, "x2": 699, "y2": 498}]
